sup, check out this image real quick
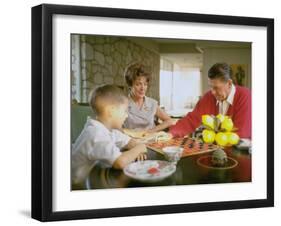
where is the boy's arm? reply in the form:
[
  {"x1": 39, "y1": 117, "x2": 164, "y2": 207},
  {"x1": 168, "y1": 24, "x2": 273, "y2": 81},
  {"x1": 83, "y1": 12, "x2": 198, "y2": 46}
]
[
  {"x1": 114, "y1": 129, "x2": 139, "y2": 151},
  {"x1": 113, "y1": 143, "x2": 147, "y2": 169},
  {"x1": 122, "y1": 138, "x2": 138, "y2": 150}
]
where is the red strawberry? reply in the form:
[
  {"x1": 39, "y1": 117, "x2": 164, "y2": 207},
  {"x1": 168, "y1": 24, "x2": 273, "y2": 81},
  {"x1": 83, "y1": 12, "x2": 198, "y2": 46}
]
[{"x1": 147, "y1": 167, "x2": 159, "y2": 174}]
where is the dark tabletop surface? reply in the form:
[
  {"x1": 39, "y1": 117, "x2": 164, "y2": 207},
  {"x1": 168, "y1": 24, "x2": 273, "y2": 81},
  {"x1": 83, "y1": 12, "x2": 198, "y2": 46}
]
[{"x1": 72, "y1": 147, "x2": 251, "y2": 190}]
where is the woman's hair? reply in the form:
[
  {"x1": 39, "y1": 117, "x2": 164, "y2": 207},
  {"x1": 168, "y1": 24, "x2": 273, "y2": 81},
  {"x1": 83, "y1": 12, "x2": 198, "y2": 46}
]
[
  {"x1": 208, "y1": 63, "x2": 232, "y2": 82},
  {"x1": 124, "y1": 63, "x2": 151, "y2": 87},
  {"x1": 89, "y1": 84, "x2": 128, "y2": 115}
]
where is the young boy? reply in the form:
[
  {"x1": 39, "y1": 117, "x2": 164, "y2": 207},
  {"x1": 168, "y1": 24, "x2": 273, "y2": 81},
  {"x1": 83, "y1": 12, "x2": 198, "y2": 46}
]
[{"x1": 72, "y1": 85, "x2": 147, "y2": 184}]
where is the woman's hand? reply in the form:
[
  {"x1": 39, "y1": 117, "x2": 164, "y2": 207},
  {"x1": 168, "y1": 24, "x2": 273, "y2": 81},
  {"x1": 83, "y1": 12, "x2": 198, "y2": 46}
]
[{"x1": 143, "y1": 129, "x2": 155, "y2": 136}]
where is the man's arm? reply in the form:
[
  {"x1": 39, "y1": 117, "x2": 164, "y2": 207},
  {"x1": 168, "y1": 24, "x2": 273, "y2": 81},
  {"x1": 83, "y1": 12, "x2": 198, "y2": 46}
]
[
  {"x1": 169, "y1": 97, "x2": 206, "y2": 137},
  {"x1": 232, "y1": 92, "x2": 251, "y2": 138}
]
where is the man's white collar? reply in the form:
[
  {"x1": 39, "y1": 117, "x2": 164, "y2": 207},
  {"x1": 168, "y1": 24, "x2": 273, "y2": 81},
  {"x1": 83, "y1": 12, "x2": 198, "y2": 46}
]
[{"x1": 216, "y1": 84, "x2": 236, "y2": 105}]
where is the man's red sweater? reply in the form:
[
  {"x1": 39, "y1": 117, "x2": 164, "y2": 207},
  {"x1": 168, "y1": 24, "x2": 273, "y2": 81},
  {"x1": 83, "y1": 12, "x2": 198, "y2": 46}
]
[{"x1": 169, "y1": 86, "x2": 251, "y2": 138}]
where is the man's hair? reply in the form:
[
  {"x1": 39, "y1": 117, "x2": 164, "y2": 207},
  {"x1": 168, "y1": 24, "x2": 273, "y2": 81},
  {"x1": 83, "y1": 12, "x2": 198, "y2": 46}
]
[
  {"x1": 208, "y1": 63, "x2": 232, "y2": 82},
  {"x1": 124, "y1": 62, "x2": 151, "y2": 87},
  {"x1": 89, "y1": 85, "x2": 128, "y2": 115}
]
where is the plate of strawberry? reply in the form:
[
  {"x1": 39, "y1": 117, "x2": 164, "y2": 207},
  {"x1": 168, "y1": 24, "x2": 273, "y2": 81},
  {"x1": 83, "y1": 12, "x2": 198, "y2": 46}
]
[{"x1": 123, "y1": 160, "x2": 176, "y2": 182}]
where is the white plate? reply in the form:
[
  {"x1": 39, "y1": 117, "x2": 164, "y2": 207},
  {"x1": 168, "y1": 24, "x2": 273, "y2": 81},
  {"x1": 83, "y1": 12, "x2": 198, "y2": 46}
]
[
  {"x1": 123, "y1": 160, "x2": 176, "y2": 182},
  {"x1": 235, "y1": 138, "x2": 252, "y2": 149}
]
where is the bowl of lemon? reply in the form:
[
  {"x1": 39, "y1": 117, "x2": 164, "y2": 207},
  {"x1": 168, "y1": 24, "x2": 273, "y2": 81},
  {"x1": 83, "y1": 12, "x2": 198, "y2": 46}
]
[{"x1": 198, "y1": 114, "x2": 240, "y2": 148}]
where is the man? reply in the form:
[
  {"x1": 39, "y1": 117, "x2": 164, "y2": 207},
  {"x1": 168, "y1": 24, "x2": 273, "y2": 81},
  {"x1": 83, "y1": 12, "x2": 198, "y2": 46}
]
[{"x1": 169, "y1": 63, "x2": 251, "y2": 138}]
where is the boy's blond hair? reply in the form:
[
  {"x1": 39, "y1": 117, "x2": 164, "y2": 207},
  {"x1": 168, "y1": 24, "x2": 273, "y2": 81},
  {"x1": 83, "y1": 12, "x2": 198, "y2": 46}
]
[{"x1": 89, "y1": 85, "x2": 128, "y2": 115}]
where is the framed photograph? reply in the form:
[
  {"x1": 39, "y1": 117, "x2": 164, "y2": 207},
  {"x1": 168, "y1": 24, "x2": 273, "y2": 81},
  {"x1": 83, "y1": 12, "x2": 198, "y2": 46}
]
[
  {"x1": 230, "y1": 64, "x2": 249, "y2": 87},
  {"x1": 32, "y1": 4, "x2": 274, "y2": 221}
]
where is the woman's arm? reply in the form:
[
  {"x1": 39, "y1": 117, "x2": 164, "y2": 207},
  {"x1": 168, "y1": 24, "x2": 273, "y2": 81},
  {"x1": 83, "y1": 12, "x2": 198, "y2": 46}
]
[{"x1": 148, "y1": 106, "x2": 174, "y2": 133}]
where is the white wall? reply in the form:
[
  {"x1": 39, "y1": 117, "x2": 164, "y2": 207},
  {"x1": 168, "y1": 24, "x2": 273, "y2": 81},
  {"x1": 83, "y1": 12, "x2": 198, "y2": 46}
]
[
  {"x1": 0, "y1": 1, "x2": 280, "y2": 226},
  {"x1": 172, "y1": 67, "x2": 201, "y2": 109},
  {"x1": 202, "y1": 48, "x2": 251, "y2": 93}
]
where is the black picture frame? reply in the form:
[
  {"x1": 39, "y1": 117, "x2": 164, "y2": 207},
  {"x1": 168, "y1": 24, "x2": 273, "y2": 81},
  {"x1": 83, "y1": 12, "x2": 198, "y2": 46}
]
[{"x1": 31, "y1": 3, "x2": 274, "y2": 222}]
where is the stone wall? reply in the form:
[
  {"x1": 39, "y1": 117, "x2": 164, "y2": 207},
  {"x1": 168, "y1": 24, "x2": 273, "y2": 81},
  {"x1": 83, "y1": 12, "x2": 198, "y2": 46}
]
[
  {"x1": 77, "y1": 35, "x2": 160, "y2": 103},
  {"x1": 71, "y1": 35, "x2": 80, "y2": 102}
]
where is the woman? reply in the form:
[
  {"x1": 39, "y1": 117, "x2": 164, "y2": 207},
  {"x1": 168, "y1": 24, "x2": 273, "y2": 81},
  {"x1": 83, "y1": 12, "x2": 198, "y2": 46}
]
[{"x1": 123, "y1": 63, "x2": 173, "y2": 134}]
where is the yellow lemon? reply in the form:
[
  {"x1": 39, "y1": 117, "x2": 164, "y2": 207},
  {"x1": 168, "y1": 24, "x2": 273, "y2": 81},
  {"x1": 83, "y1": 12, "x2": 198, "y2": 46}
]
[
  {"x1": 216, "y1": 114, "x2": 225, "y2": 123},
  {"x1": 202, "y1": 115, "x2": 215, "y2": 130},
  {"x1": 226, "y1": 132, "x2": 240, "y2": 145},
  {"x1": 215, "y1": 132, "x2": 229, "y2": 146},
  {"x1": 202, "y1": 129, "x2": 216, "y2": 143},
  {"x1": 221, "y1": 118, "x2": 234, "y2": 132}
]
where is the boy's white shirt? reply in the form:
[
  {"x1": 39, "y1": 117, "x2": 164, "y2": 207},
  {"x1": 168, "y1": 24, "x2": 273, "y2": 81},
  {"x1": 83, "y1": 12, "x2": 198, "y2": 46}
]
[{"x1": 71, "y1": 117, "x2": 131, "y2": 183}]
